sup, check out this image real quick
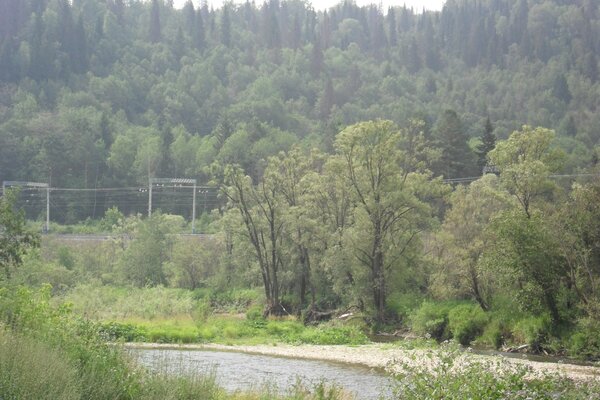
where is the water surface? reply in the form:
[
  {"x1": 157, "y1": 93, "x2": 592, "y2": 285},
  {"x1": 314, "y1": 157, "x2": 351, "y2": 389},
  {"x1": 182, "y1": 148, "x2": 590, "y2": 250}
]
[{"x1": 132, "y1": 348, "x2": 393, "y2": 399}]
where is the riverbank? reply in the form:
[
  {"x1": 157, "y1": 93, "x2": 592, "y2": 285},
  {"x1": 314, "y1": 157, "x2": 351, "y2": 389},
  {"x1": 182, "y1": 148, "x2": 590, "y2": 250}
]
[{"x1": 126, "y1": 342, "x2": 600, "y2": 381}]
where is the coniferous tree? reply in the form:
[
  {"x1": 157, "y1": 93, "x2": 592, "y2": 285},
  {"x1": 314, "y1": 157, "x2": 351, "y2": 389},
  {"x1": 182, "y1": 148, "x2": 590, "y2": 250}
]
[
  {"x1": 387, "y1": 7, "x2": 397, "y2": 47},
  {"x1": 476, "y1": 117, "x2": 496, "y2": 170},
  {"x1": 149, "y1": 0, "x2": 161, "y2": 43},
  {"x1": 113, "y1": 0, "x2": 125, "y2": 25},
  {"x1": 310, "y1": 35, "x2": 324, "y2": 78},
  {"x1": 194, "y1": 9, "x2": 205, "y2": 51},
  {"x1": 73, "y1": 14, "x2": 88, "y2": 73},
  {"x1": 553, "y1": 74, "x2": 572, "y2": 103},
  {"x1": 220, "y1": 5, "x2": 231, "y2": 48},
  {"x1": 183, "y1": 0, "x2": 196, "y2": 38},
  {"x1": 434, "y1": 109, "x2": 476, "y2": 179}
]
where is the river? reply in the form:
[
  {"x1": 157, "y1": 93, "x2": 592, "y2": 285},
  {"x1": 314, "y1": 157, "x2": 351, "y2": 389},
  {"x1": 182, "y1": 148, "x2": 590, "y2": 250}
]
[{"x1": 132, "y1": 348, "x2": 394, "y2": 399}]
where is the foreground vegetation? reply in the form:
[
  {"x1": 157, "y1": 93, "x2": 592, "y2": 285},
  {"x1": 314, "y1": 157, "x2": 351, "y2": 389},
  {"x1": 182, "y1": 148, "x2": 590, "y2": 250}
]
[{"x1": 2, "y1": 285, "x2": 600, "y2": 400}]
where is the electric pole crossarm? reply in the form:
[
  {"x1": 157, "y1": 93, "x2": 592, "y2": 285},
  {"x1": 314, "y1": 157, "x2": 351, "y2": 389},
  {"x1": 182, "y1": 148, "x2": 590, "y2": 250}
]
[
  {"x1": 2, "y1": 181, "x2": 50, "y2": 233},
  {"x1": 148, "y1": 178, "x2": 198, "y2": 234}
]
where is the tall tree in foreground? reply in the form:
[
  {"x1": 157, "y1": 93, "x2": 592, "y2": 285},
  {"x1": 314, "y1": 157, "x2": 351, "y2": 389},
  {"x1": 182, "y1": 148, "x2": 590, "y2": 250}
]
[
  {"x1": 485, "y1": 126, "x2": 566, "y2": 322},
  {"x1": 488, "y1": 126, "x2": 562, "y2": 218},
  {"x1": 334, "y1": 120, "x2": 443, "y2": 323},
  {"x1": 222, "y1": 164, "x2": 285, "y2": 316},
  {"x1": 0, "y1": 190, "x2": 40, "y2": 281},
  {"x1": 430, "y1": 174, "x2": 511, "y2": 311}
]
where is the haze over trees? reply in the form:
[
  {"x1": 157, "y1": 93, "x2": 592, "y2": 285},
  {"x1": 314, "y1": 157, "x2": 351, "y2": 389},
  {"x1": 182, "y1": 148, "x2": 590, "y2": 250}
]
[{"x1": 1, "y1": 0, "x2": 600, "y2": 359}]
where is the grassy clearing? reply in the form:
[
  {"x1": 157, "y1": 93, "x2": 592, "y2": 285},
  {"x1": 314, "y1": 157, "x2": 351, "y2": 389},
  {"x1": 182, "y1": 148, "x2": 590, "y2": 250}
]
[
  {"x1": 60, "y1": 284, "x2": 368, "y2": 345},
  {"x1": 100, "y1": 314, "x2": 369, "y2": 346}
]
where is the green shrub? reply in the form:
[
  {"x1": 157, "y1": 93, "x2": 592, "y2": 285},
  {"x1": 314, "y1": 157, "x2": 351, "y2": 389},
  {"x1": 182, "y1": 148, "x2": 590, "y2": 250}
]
[
  {"x1": 393, "y1": 344, "x2": 600, "y2": 399},
  {"x1": 447, "y1": 303, "x2": 489, "y2": 346},
  {"x1": 209, "y1": 288, "x2": 261, "y2": 312},
  {"x1": 478, "y1": 319, "x2": 504, "y2": 349},
  {"x1": 409, "y1": 301, "x2": 454, "y2": 341},
  {"x1": 295, "y1": 325, "x2": 369, "y2": 345},
  {"x1": 246, "y1": 303, "x2": 264, "y2": 321},
  {"x1": 569, "y1": 318, "x2": 600, "y2": 360},
  {"x1": 266, "y1": 319, "x2": 304, "y2": 337},
  {"x1": 98, "y1": 321, "x2": 146, "y2": 342},
  {"x1": 511, "y1": 314, "x2": 552, "y2": 350},
  {"x1": 193, "y1": 299, "x2": 212, "y2": 323},
  {"x1": 0, "y1": 286, "x2": 140, "y2": 399},
  {"x1": 386, "y1": 291, "x2": 422, "y2": 322}
]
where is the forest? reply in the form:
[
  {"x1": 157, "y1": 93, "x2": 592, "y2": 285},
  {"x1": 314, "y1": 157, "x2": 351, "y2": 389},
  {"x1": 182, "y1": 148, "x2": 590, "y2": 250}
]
[{"x1": 1, "y1": 0, "x2": 600, "y2": 398}]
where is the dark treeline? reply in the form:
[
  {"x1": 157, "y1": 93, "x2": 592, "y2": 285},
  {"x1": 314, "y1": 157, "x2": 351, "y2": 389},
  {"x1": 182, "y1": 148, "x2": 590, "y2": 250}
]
[{"x1": 0, "y1": 0, "x2": 599, "y2": 221}]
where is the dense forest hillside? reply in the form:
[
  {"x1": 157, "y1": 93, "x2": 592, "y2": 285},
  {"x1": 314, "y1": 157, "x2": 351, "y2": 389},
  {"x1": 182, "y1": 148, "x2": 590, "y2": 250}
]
[{"x1": 1, "y1": 0, "x2": 599, "y2": 219}]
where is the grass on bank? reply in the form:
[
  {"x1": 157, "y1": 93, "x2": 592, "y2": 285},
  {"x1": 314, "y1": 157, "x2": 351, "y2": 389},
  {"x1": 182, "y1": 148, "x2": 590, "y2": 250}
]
[
  {"x1": 99, "y1": 315, "x2": 369, "y2": 346},
  {"x1": 58, "y1": 284, "x2": 600, "y2": 358},
  {"x1": 60, "y1": 284, "x2": 369, "y2": 345},
  {"x1": 3, "y1": 285, "x2": 600, "y2": 400}
]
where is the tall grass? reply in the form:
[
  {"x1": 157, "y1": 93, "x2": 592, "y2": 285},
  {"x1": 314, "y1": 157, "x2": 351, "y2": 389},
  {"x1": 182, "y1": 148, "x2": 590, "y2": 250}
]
[
  {"x1": 1, "y1": 285, "x2": 354, "y2": 400},
  {"x1": 59, "y1": 284, "x2": 197, "y2": 319},
  {"x1": 0, "y1": 329, "x2": 81, "y2": 400}
]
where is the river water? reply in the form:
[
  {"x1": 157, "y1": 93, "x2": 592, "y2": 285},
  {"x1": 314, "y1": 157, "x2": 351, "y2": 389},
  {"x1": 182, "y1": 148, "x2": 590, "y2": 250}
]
[{"x1": 132, "y1": 348, "x2": 394, "y2": 399}]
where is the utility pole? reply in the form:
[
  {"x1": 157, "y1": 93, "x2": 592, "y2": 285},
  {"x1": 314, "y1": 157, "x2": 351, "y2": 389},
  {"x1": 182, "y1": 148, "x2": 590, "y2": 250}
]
[
  {"x1": 148, "y1": 180, "x2": 153, "y2": 217},
  {"x1": 149, "y1": 178, "x2": 197, "y2": 233},
  {"x1": 46, "y1": 186, "x2": 50, "y2": 233},
  {"x1": 2, "y1": 181, "x2": 50, "y2": 233},
  {"x1": 192, "y1": 181, "x2": 197, "y2": 234}
]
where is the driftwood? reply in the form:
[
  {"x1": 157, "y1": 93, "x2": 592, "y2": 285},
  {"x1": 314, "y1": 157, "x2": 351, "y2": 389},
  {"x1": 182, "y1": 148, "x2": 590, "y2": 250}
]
[
  {"x1": 502, "y1": 344, "x2": 530, "y2": 353},
  {"x1": 304, "y1": 309, "x2": 336, "y2": 323}
]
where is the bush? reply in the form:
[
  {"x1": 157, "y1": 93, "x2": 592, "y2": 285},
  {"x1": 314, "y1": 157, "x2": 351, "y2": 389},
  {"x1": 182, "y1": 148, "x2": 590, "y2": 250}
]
[
  {"x1": 209, "y1": 289, "x2": 261, "y2": 312},
  {"x1": 478, "y1": 319, "x2": 504, "y2": 349},
  {"x1": 511, "y1": 314, "x2": 552, "y2": 350},
  {"x1": 447, "y1": 303, "x2": 489, "y2": 345},
  {"x1": 245, "y1": 304, "x2": 264, "y2": 321},
  {"x1": 98, "y1": 321, "x2": 146, "y2": 342},
  {"x1": 295, "y1": 325, "x2": 369, "y2": 345},
  {"x1": 393, "y1": 343, "x2": 600, "y2": 399},
  {"x1": 569, "y1": 318, "x2": 600, "y2": 360},
  {"x1": 409, "y1": 301, "x2": 454, "y2": 341},
  {"x1": 193, "y1": 299, "x2": 212, "y2": 323}
]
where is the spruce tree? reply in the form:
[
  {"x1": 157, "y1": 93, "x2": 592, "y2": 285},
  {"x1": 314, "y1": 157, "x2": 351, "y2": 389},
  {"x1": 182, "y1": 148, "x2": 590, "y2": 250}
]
[
  {"x1": 149, "y1": 0, "x2": 161, "y2": 43},
  {"x1": 220, "y1": 6, "x2": 231, "y2": 47},
  {"x1": 476, "y1": 117, "x2": 496, "y2": 169},
  {"x1": 434, "y1": 109, "x2": 476, "y2": 178}
]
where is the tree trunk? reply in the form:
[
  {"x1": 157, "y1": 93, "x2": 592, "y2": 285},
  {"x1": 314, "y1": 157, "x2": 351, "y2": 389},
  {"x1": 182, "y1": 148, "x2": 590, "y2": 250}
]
[{"x1": 470, "y1": 267, "x2": 489, "y2": 311}]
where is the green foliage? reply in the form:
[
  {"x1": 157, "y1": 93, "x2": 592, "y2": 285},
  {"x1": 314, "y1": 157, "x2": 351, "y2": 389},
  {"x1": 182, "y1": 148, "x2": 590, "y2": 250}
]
[
  {"x1": 393, "y1": 344, "x2": 600, "y2": 400},
  {"x1": 409, "y1": 301, "x2": 454, "y2": 341},
  {"x1": 0, "y1": 285, "x2": 140, "y2": 399},
  {"x1": 447, "y1": 303, "x2": 489, "y2": 346},
  {"x1": 0, "y1": 189, "x2": 40, "y2": 280},
  {"x1": 100, "y1": 206, "x2": 124, "y2": 231},
  {"x1": 98, "y1": 321, "x2": 146, "y2": 342},
  {"x1": 60, "y1": 284, "x2": 196, "y2": 320},
  {"x1": 511, "y1": 314, "x2": 553, "y2": 350},
  {"x1": 0, "y1": 329, "x2": 81, "y2": 400},
  {"x1": 569, "y1": 318, "x2": 600, "y2": 360},
  {"x1": 119, "y1": 212, "x2": 175, "y2": 287}
]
